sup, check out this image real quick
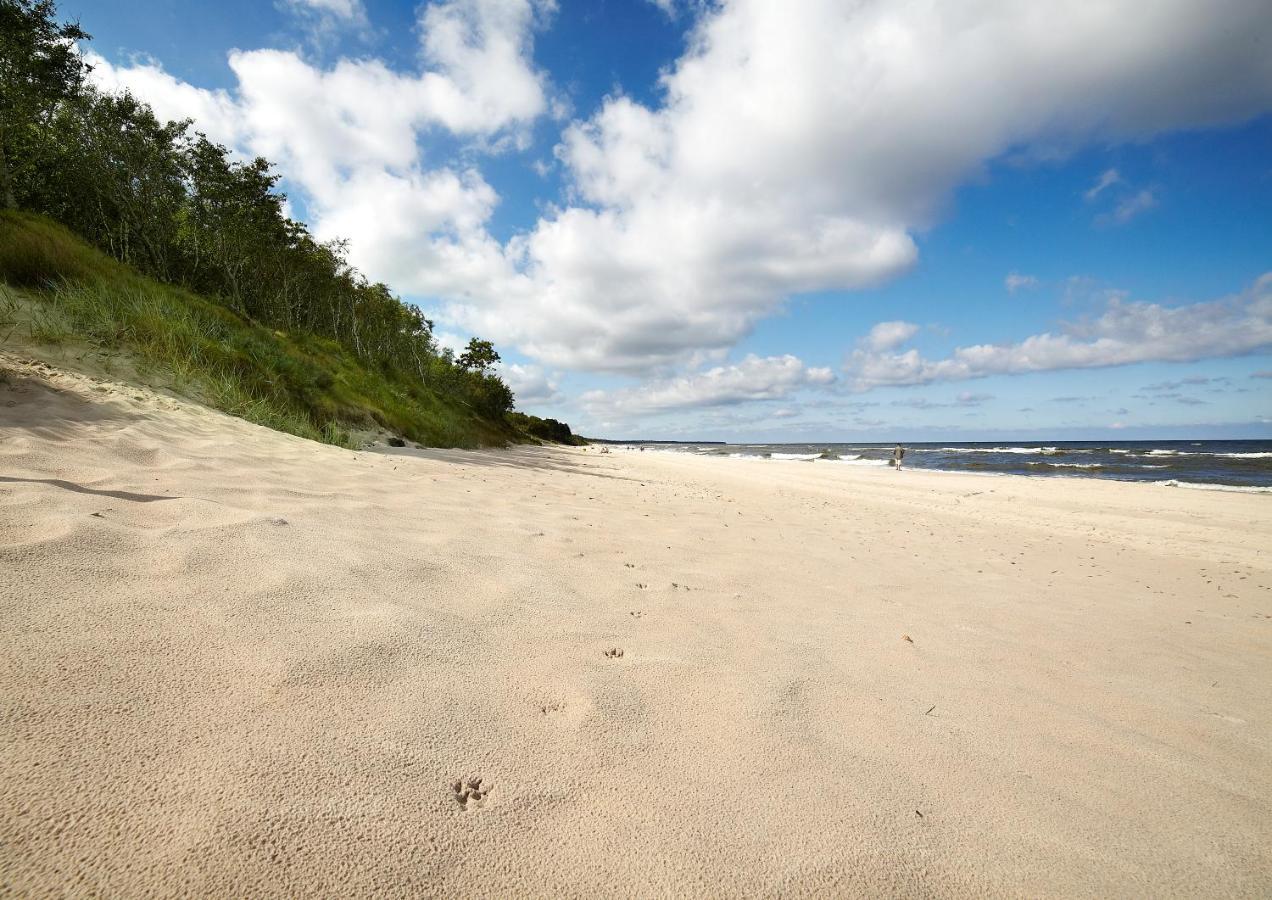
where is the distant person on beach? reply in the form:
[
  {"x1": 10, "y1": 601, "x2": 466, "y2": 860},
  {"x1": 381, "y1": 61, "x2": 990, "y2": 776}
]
[{"x1": 893, "y1": 444, "x2": 905, "y2": 470}]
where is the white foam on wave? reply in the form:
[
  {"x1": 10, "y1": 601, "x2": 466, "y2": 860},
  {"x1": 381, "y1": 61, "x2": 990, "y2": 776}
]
[
  {"x1": 770, "y1": 453, "x2": 821, "y2": 461},
  {"x1": 1219, "y1": 452, "x2": 1272, "y2": 459},
  {"x1": 1155, "y1": 480, "x2": 1272, "y2": 494},
  {"x1": 824, "y1": 457, "x2": 890, "y2": 467},
  {"x1": 938, "y1": 446, "x2": 1043, "y2": 455},
  {"x1": 1029, "y1": 461, "x2": 1100, "y2": 469}
]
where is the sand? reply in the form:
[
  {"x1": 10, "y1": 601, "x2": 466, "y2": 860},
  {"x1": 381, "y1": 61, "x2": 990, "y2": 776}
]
[{"x1": 2, "y1": 354, "x2": 1271, "y2": 897}]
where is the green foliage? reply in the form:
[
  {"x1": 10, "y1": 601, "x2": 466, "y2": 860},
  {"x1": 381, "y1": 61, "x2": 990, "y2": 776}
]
[
  {"x1": 0, "y1": 212, "x2": 514, "y2": 447},
  {"x1": 508, "y1": 411, "x2": 587, "y2": 445},
  {"x1": 0, "y1": 0, "x2": 90, "y2": 209},
  {"x1": 0, "y1": 0, "x2": 582, "y2": 446},
  {"x1": 457, "y1": 337, "x2": 500, "y2": 373}
]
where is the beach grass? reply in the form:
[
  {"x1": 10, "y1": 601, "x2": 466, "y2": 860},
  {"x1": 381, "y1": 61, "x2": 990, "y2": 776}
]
[{"x1": 0, "y1": 211, "x2": 519, "y2": 448}]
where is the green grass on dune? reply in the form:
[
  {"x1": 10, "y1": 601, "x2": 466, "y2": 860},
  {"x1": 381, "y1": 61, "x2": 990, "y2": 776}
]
[{"x1": 0, "y1": 212, "x2": 516, "y2": 448}]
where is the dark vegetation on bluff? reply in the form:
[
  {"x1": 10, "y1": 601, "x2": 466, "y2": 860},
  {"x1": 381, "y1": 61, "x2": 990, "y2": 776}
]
[{"x1": 0, "y1": 0, "x2": 583, "y2": 448}]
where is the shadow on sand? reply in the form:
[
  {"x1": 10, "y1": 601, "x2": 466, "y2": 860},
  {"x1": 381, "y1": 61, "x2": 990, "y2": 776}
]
[
  {"x1": 379, "y1": 445, "x2": 642, "y2": 481},
  {"x1": 0, "y1": 476, "x2": 178, "y2": 503}
]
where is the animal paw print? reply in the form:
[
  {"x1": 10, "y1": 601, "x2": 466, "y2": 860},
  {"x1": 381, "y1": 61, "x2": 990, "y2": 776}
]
[
  {"x1": 629, "y1": 611, "x2": 642, "y2": 618},
  {"x1": 540, "y1": 701, "x2": 565, "y2": 715},
  {"x1": 603, "y1": 647, "x2": 624, "y2": 659},
  {"x1": 452, "y1": 776, "x2": 491, "y2": 810},
  {"x1": 635, "y1": 583, "x2": 647, "y2": 589}
]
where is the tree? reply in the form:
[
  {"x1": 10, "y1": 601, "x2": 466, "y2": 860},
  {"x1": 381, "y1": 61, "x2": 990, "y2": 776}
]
[
  {"x1": 457, "y1": 338, "x2": 500, "y2": 373},
  {"x1": 0, "y1": 0, "x2": 89, "y2": 209}
]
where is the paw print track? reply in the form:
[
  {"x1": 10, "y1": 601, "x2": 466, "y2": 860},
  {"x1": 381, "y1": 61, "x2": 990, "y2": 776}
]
[
  {"x1": 629, "y1": 611, "x2": 642, "y2": 618},
  {"x1": 452, "y1": 776, "x2": 491, "y2": 810},
  {"x1": 603, "y1": 647, "x2": 624, "y2": 659}
]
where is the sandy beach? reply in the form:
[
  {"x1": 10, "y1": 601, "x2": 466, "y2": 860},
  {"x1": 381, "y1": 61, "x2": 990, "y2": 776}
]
[{"x1": 2, "y1": 355, "x2": 1271, "y2": 897}]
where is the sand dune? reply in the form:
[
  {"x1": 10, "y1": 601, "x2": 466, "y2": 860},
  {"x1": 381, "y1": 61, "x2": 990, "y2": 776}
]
[{"x1": 2, "y1": 354, "x2": 1271, "y2": 897}]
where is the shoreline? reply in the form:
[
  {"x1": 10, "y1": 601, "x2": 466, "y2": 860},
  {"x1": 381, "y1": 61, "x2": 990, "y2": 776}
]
[
  {"x1": 602, "y1": 443, "x2": 1272, "y2": 493},
  {"x1": 3, "y1": 361, "x2": 1271, "y2": 896}
]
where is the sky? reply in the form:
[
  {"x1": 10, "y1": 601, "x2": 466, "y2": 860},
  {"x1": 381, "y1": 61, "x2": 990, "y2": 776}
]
[{"x1": 66, "y1": 0, "x2": 1272, "y2": 441}]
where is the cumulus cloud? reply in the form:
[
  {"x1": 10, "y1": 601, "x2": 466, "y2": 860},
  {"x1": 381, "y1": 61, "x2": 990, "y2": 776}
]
[
  {"x1": 88, "y1": 0, "x2": 1272, "y2": 380},
  {"x1": 847, "y1": 273, "x2": 1272, "y2": 389},
  {"x1": 1005, "y1": 272, "x2": 1038, "y2": 294},
  {"x1": 463, "y1": 0, "x2": 1272, "y2": 372},
  {"x1": 87, "y1": 53, "x2": 245, "y2": 148},
  {"x1": 581, "y1": 354, "x2": 835, "y2": 415},
  {"x1": 864, "y1": 321, "x2": 920, "y2": 352},
  {"x1": 86, "y1": 0, "x2": 553, "y2": 310},
  {"x1": 499, "y1": 362, "x2": 560, "y2": 404}
]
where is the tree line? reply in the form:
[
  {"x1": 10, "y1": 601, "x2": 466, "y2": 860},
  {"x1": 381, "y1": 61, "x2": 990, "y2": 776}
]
[{"x1": 0, "y1": 0, "x2": 534, "y2": 424}]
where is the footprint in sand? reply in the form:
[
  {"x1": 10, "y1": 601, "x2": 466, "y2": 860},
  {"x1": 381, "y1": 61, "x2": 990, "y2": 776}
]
[
  {"x1": 603, "y1": 647, "x2": 624, "y2": 659},
  {"x1": 629, "y1": 611, "x2": 642, "y2": 618},
  {"x1": 452, "y1": 776, "x2": 491, "y2": 810},
  {"x1": 539, "y1": 701, "x2": 565, "y2": 715}
]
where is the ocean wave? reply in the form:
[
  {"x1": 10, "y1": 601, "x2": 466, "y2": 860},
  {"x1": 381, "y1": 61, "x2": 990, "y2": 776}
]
[
  {"x1": 1027, "y1": 461, "x2": 1101, "y2": 469},
  {"x1": 1155, "y1": 480, "x2": 1272, "y2": 494},
  {"x1": 938, "y1": 446, "x2": 1045, "y2": 455},
  {"x1": 770, "y1": 453, "x2": 820, "y2": 461},
  {"x1": 825, "y1": 457, "x2": 890, "y2": 467},
  {"x1": 1219, "y1": 452, "x2": 1272, "y2": 459}
]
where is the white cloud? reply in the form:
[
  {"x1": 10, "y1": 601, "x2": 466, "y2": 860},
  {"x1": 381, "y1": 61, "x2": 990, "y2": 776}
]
[
  {"x1": 450, "y1": 0, "x2": 1272, "y2": 373},
  {"x1": 1005, "y1": 272, "x2": 1038, "y2": 293},
  {"x1": 433, "y1": 330, "x2": 470, "y2": 356},
  {"x1": 890, "y1": 391, "x2": 992, "y2": 410},
  {"x1": 86, "y1": 53, "x2": 244, "y2": 148},
  {"x1": 1102, "y1": 188, "x2": 1158, "y2": 226},
  {"x1": 88, "y1": 0, "x2": 1272, "y2": 383},
  {"x1": 86, "y1": 0, "x2": 553, "y2": 311},
  {"x1": 499, "y1": 362, "x2": 560, "y2": 404},
  {"x1": 581, "y1": 354, "x2": 835, "y2": 415},
  {"x1": 864, "y1": 320, "x2": 920, "y2": 352},
  {"x1": 956, "y1": 391, "x2": 994, "y2": 406},
  {"x1": 847, "y1": 273, "x2": 1272, "y2": 389},
  {"x1": 1084, "y1": 168, "x2": 1122, "y2": 201},
  {"x1": 280, "y1": 0, "x2": 370, "y2": 41},
  {"x1": 286, "y1": 0, "x2": 364, "y2": 18}
]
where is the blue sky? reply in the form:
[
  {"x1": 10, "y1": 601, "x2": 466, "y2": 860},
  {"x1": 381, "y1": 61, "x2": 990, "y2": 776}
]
[{"x1": 69, "y1": 0, "x2": 1272, "y2": 440}]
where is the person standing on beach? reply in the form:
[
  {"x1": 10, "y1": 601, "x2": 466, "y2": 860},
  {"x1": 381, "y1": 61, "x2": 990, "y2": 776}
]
[{"x1": 893, "y1": 444, "x2": 905, "y2": 470}]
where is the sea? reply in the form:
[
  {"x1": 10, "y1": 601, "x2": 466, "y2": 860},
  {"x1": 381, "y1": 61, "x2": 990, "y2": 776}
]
[{"x1": 632, "y1": 440, "x2": 1272, "y2": 493}]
